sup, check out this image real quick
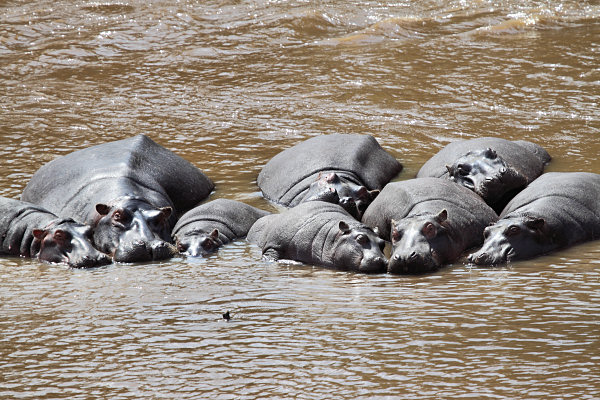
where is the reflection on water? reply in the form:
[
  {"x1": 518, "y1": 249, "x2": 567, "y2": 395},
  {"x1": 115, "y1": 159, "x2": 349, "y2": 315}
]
[{"x1": 1, "y1": 1, "x2": 599, "y2": 398}]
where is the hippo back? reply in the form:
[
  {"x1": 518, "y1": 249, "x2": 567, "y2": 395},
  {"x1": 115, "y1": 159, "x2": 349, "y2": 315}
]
[
  {"x1": 21, "y1": 134, "x2": 214, "y2": 223},
  {"x1": 500, "y1": 172, "x2": 600, "y2": 244},
  {"x1": 0, "y1": 197, "x2": 55, "y2": 256},
  {"x1": 173, "y1": 198, "x2": 270, "y2": 242},
  {"x1": 362, "y1": 178, "x2": 498, "y2": 246},
  {"x1": 257, "y1": 134, "x2": 402, "y2": 206},
  {"x1": 417, "y1": 137, "x2": 550, "y2": 179}
]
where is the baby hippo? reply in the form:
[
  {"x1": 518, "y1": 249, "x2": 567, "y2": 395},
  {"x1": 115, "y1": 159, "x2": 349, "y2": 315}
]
[
  {"x1": 417, "y1": 137, "x2": 550, "y2": 213},
  {"x1": 0, "y1": 196, "x2": 111, "y2": 268},
  {"x1": 362, "y1": 178, "x2": 497, "y2": 274},
  {"x1": 469, "y1": 172, "x2": 600, "y2": 265},
  {"x1": 172, "y1": 199, "x2": 270, "y2": 257},
  {"x1": 302, "y1": 172, "x2": 379, "y2": 220},
  {"x1": 247, "y1": 201, "x2": 387, "y2": 273}
]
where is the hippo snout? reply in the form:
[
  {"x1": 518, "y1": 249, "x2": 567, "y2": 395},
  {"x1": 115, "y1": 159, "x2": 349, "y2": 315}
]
[
  {"x1": 113, "y1": 240, "x2": 177, "y2": 263},
  {"x1": 359, "y1": 255, "x2": 387, "y2": 274},
  {"x1": 70, "y1": 253, "x2": 112, "y2": 269}
]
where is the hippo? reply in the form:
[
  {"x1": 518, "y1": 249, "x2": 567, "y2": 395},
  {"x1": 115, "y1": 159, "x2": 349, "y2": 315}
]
[
  {"x1": 21, "y1": 134, "x2": 214, "y2": 262},
  {"x1": 257, "y1": 134, "x2": 402, "y2": 219},
  {"x1": 172, "y1": 198, "x2": 270, "y2": 257},
  {"x1": 247, "y1": 201, "x2": 387, "y2": 273},
  {"x1": 469, "y1": 172, "x2": 600, "y2": 265},
  {"x1": 416, "y1": 137, "x2": 550, "y2": 213},
  {"x1": 362, "y1": 178, "x2": 498, "y2": 274},
  {"x1": 0, "y1": 197, "x2": 111, "y2": 268}
]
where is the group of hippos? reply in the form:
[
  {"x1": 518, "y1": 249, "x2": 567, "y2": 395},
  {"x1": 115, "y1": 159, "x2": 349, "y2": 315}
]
[{"x1": 1, "y1": 133, "x2": 599, "y2": 274}]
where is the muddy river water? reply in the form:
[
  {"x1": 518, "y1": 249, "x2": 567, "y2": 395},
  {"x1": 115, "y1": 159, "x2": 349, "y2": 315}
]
[{"x1": 1, "y1": 1, "x2": 599, "y2": 398}]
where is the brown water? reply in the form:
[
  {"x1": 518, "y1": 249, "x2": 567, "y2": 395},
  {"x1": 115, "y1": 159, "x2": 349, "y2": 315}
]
[{"x1": 1, "y1": 1, "x2": 600, "y2": 398}]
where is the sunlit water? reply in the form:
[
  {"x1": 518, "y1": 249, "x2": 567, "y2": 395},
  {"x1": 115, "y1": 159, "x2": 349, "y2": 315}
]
[{"x1": 1, "y1": 1, "x2": 599, "y2": 398}]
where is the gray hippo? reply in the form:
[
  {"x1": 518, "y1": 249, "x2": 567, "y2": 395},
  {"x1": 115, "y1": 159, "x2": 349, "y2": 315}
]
[
  {"x1": 416, "y1": 137, "x2": 550, "y2": 213},
  {"x1": 257, "y1": 134, "x2": 402, "y2": 219},
  {"x1": 0, "y1": 197, "x2": 111, "y2": 268},
  {"x1": 469, "y1": 172, "x2": 600, "y2": 265},
  {"x1": 172, "y1": 198, "x2": 270, "y2": 257},
  {"x1": 21, "y1": 134, "x2": 214, "y2": 262},
  {"x1": 247, "y1": 201, "x2": 387, "y2": 273},
  {"x1": 362, "y1": 178, "x2": 497, "y2": 274}
]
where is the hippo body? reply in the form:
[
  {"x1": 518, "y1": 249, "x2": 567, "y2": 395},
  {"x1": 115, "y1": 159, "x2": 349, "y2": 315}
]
[
  {"x1": 172, "y1": 198, "x2": 270, "y2": 257},
  {"x1": 362, "y1": 178, "x2": 498, "y2": 273},
  {"x1": 257, "y1": 134, "x2": 402, "y2": 219},
  {"x1": 0, "y1": 197, "x2": 111, "y2": 268},
  {"x1": 469, "y1": 172, "x2": 600, "y2": 265},
  {"x1": 21, "y1": 135, "x2": 214, "y2": 262},
  {"x1": 416, "y1": 137, "x2": 550, "y2": 212},
  {"x1": 247, "y1": 201, "x2": 387, "y2": 273}
]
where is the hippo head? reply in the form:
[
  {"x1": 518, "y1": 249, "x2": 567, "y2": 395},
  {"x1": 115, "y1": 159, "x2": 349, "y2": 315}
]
[
  {"x1": 92, "y1": 196, "x2": 177, "y2": 263},
  {"x1": 446, "y1": 148, "x2": 527, "y2": 207},
  {"x1": 175, "y1": 229, "x2": 223, "y2": 257},
  {"x1": 388, "y1": 209, "x2": 454, "y2": 274},
  {"x1": 31, "y1": 219, "x2": 111, "y2": 268},
  {"x1": 303, "y1": 173, "x2": 379, "y2": 220},
  {"x1": 333, "y1": 221, "x2": 387, "y2": 273},
  {"x1": 468, "y1": 215, "x2": 547, "y2": 265}
]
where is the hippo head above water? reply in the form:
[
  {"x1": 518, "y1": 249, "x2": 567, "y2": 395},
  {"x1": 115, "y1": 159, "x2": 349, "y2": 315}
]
[
  {"x1": 92, "y1": 196, "x2": 177, "y2": 263},
  {"x1": 468, "y1": 215, "x2": 548, "y2": 265},
  {"x1": 32, "y1": 219, "x2": 111, "y2": 268},
  {"x1": 388, "y1": 209, "x2": 456, "y2": 274},
  {"x1": 446, "y1": 148, "x2": 527, "y2": 208},
  {"x1": 175, "y1": 228, "x2": 223, "y2": 257},
  {"x1": 332, "y1": 221, "x2": 387, "y2": 273},
  {"x1": 302, "y1": 172, "x2": 380, "y2": 220}
]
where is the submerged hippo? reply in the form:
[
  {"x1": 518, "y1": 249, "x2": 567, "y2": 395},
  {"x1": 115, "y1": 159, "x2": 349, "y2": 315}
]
[
  {"x1": 247, "y1": 201, "x2": 387, "y2": 273},
  {"x1": 362, "y1": 178, "x2": 497, "y2": 274},
  {"x1": 257, "y1": 134, "x2": 402, "y2": 219},
  {"x1": 21, "y1": 134, "x2": 214, "y2": 262},
  {"x1": 0, "y1": 197, "x2": 111, "y2": 268},
  {"x1": 469, "y1": 172, "x2": 600, "y2": 265},
  {"x1": 172, "y1": 198, "x2": 270, "y2": 257},
  {"x1": 416, "y1": 137, "x2": 550, "y2": 212}
]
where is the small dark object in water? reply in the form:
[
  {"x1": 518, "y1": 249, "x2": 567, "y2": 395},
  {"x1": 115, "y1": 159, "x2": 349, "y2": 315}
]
[{"x1": 222, "y1": 311, "x2": 231, "y2": 321}]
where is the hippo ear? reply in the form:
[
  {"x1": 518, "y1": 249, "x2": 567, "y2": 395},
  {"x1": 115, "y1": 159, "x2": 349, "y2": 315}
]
[
  {"x1": 158, "y1": 207, "x2": 172, "y2": 222},
  {"x1": 338, "y1": 221, "x2": 351, "y2": 235},
  {"x1": 525, "y1": 217, "x2": 545, "y2": 231},
  {"x1": 96, "y1": 204, "x2": 111, "y2": 216},
  {"x1": 210, "y1": 229, "x2": 219, "y2": 239},
  {"x1": 369, "y1": 189, "x2": 380, "y2": 200},
  {"x1": 32, "y1": 229, "x2": 46, "y2": 240},
  {"x1": 484, "y1": 148, "x2": 497, "y2": 159},
  {"x1": 436, "y1": 209, "x2": 448, "y2": 223}
]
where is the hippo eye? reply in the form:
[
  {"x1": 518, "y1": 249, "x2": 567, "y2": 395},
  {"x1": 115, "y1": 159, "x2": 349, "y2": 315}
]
[
  {"x1": 483, "y1": 227, "x2": 491, "y2": 239},
  {"x1": 457, "y1": 164, "x2": 471, "y2": 176},
  {"x1": 176, "y1": 241, "x2": 187, "y2": 252},
  {"x1": 355, "y1": 234, "x2": 369, "y2": 246},
  {"x1": 53, "y1": 230, "x2": 68, "y2": 243},
  {"x1": 113, "y1": 211, "x2": 124, "y2": 222},
  {"x1": 422, "y1": 222, "x2": 436, "y2": 239},
  {"x1": 201, "y1": 238, "x2": 214, "y2": 251},
  {"x1": 391, "y1": 229, "x2": 402, "y2": 242},
  {"x1": 506, "y1": 225, "x2": 521, "y2": 236}
]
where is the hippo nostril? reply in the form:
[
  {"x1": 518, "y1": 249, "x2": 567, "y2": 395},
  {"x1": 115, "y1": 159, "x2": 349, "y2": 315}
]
[{"x1": 409, "y1": 251, "x2": 418, "y2": 261}]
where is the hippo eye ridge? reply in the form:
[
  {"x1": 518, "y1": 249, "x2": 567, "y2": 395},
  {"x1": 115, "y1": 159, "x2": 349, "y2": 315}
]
[
  {"x1": 422, "y1": 222, "x2": 436, "y2": 239},
  {"x1": 355, "y1": 234, "x2": 369, "y2": 246},
  {"x1": 507, "y1": 225, "x2": 521, "y2": 236}
]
